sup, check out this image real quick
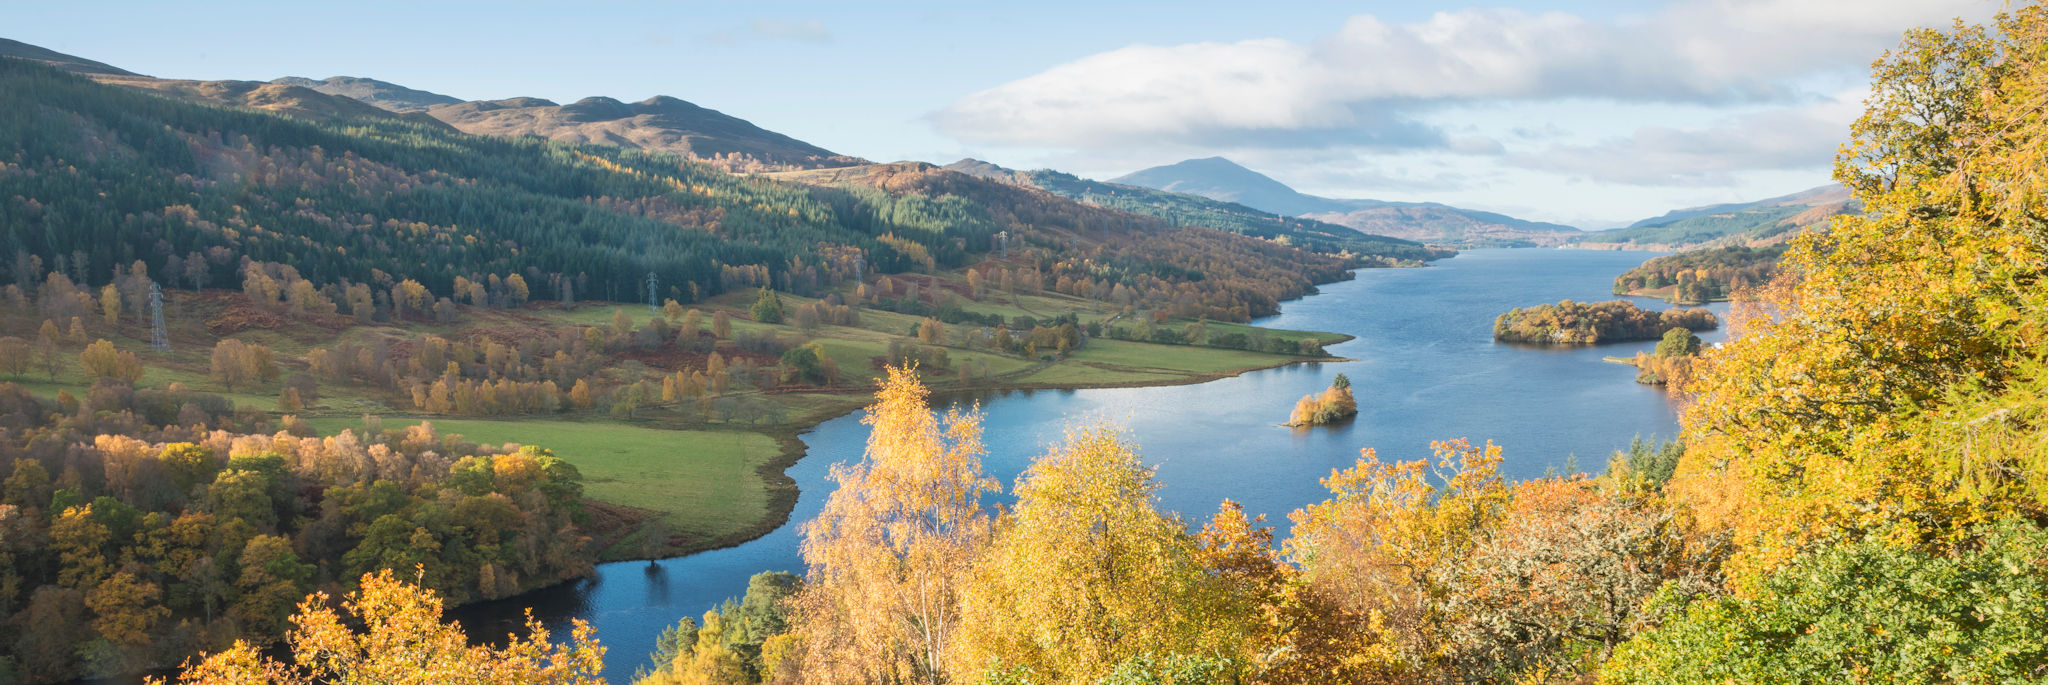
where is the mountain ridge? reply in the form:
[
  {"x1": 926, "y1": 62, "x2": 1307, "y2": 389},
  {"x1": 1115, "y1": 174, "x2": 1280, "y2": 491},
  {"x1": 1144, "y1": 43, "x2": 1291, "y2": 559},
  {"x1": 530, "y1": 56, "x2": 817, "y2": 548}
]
[
  {"x1": 942, "y1": 158, "x2": 1452, "y2": 264},
  {"x1": 1579, "y1": 183, "x2": 1858, "y2": 249},
  {"x1": 1110, "y1": 157, "x2": 1581, "y2": 247},
  {"x1": 0, "y1": 37, "x2": 859, "y2": 172}
]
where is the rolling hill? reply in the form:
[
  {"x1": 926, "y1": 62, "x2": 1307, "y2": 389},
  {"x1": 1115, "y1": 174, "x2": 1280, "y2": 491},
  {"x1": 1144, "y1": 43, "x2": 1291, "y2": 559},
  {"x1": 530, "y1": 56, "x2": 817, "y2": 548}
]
[
  {"x1": 1, "y1": 37, "x2": 860, "y2": 172},
  {"x1": 0, "y1": 55, "x2": 1347, "y2": 322},
  {"x1": 0, "y1": 37, "x2": 449, "y2": 128},
  {"x1": 1109, "y1": 157, "x2": 1583, "y2": 247},
  {"x1": 425, "y1": 95, "x2": 863, "y2": 171},
  {"x1": 941, "y1": 159, "x2": 1451, "y2": 264},
  {"x1": 1577, "y1": 184, "x2": 1858, "y2": 249},
  {"x1": 0, "y1": 36, "x2": 137, "y2": 75}
]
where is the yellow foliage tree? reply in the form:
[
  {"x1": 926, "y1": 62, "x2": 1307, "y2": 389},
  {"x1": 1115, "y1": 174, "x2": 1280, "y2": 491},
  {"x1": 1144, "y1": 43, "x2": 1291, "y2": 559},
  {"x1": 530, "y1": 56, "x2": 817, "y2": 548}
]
[
  {"x1": 1284, "y1": 440, "x2": 1510, "y2": 678},
  {"x1": 794, "y1": 366, "x2": 997, "y2": 683},
  {"x1": 1674, "y1": 6, "x2": 2048, "y2": 580},
  {"x1": 79, "y1": 339, "x2": 144, "y2": 383},
  {"x1": 99, "y1": 283, "x2": 121, "y2": 324},
  {"x1": 951, "y1": 425, "x2": 1259, "y2": 682},
  {"x1": 161, "y1": 568, "x2": 605, "y2": 684}
]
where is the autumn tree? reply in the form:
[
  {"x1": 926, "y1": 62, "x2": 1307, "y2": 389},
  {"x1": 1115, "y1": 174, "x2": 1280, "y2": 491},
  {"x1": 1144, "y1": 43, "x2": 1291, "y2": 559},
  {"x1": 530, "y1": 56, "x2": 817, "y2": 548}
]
[
  {"x1": 712, "y1": 310, "x2": 732, "y2": 339},
  {"x1": 568, "y1": 379, "x2": 594, "y2": 410},
  {"x1": 794, "y1": 366, "x2": 998, "y2": 683},
  {"x1": 1672, "y1": 4, "x2": 2048, "y2": 580},
  {"x1": 0, "y1": 336, "x2": 28, "y2": 378},
  {"x1": 391, "y1": 279, "x2": 430, "y2": 319},
  {"x1": 917, "y1": 317, "x2": 945, "y2": 345},
  {"x1": 682, "y1": 308, "x2": 704, "y2": 336},
  {"x1": 162, "y1": 568, "x2": 605, "y2": 685},
  {"x1": 99, "y1": 283, "x2": 121, "y2": 324},
  {"x1": 952, "y1": 426, "x2": 1259, "y2": 682},
  {"x1": 78, "y1": 338, "x2": 144, "y2": 384},
  {"x1": 1286, "y1": 374, "x2": 1357, "y2": 427},
  {"x1": 610, "y1": 308, "x2": 633, "y2": 339},
  {"x1": 1284, "y1": 440, "x2": 1510, "y2": 678},
  {"x1": 210, "y1": 339, "x2": 277, "y2": 391}
]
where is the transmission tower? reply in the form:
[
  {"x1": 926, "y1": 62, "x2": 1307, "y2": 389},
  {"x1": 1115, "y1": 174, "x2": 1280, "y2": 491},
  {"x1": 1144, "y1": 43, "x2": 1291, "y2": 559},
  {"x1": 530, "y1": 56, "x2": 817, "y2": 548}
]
[
  {"x1": 853, "y1": 253, "x2": 865, "y2": 283},
  {"x1": 646, "y1": 271, "x2": 659, "y2": 314},
  {"x1": 997, "y1": 231, "x2": 1010, "y2": 259},
  {"x1": 148, "y1": 283, "x2": 169, "y2": 352}
]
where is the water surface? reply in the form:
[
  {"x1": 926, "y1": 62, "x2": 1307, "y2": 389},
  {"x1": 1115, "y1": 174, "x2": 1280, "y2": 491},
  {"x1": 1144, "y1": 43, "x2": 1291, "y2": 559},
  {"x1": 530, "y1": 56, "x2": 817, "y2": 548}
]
[{"x1": 458, "y1": 248, "x2": 1726, "y2": 681}]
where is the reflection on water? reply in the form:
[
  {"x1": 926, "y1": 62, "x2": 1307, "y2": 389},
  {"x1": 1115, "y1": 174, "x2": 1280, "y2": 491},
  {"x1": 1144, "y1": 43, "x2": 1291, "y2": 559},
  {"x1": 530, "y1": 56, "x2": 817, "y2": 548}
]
[{"x1": 455, "y1": 248, "x2": 1725, "y2": 682}]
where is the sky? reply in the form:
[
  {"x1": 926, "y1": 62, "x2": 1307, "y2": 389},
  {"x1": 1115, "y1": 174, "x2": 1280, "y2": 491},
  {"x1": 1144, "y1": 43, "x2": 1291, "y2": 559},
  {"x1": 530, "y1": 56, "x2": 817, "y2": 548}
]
[{"x1": 1, "y1": 0, "x2": 2001, "y2": 227}]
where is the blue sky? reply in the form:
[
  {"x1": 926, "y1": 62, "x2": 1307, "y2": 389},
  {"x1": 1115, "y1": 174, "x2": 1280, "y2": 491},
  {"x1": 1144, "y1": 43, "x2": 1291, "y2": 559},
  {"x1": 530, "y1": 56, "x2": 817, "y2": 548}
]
[{"x1": 2, "y1": 0, "x2": 1998, "y2": 226}]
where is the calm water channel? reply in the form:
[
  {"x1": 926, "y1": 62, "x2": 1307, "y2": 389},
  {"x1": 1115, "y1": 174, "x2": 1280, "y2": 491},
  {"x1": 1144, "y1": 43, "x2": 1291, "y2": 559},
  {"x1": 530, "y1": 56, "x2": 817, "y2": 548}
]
[{"x1": 458, "y1": 248, "x2": 1730, "y2": 682}]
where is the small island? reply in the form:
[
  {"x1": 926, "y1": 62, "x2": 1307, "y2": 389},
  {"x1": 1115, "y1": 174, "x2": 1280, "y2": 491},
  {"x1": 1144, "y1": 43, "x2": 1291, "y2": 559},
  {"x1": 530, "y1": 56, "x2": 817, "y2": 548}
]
[
  {"x1": 1612, "y1": 245, "x2": 1784, "y2": 304},
  {"x1": 1287, "y1": 373, "x2": 1358, "y2": 426},
  {"x1": 1494, "y1": 299, "x2": 1717, "y2": 344}
]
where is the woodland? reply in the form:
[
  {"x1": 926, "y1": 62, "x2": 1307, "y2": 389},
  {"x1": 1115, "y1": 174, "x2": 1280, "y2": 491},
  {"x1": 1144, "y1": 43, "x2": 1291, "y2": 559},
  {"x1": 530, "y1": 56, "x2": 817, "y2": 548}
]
[{"x1": 13, "y1": 2, "x2": 2048, "y2": 684}]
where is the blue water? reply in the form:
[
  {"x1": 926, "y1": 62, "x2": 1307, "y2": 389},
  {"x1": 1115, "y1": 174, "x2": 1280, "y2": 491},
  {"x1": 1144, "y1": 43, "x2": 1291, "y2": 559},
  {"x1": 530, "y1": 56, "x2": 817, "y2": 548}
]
[{"x1": 456, "y1": 248, "x2": 1725, "y2": 681}]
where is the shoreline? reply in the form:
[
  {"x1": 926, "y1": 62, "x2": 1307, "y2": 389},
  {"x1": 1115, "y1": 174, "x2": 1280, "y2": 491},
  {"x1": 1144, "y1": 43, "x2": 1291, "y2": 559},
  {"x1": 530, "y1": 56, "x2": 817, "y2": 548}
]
[{"x1": 586, "y1": 344, "x2": 1352, "y2": 565}]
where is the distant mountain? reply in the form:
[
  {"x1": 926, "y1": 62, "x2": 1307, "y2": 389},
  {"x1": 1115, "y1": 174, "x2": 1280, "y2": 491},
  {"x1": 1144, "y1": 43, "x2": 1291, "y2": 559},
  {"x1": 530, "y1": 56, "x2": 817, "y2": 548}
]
[
  {"x1": 1111, "y1": 157, "x2": 1581, "y2": 247},
  {"x1": 272, "y1": 75, "x2": 462, "y2": 112},
  {"x1": 425, "y1": 95, "x2": 863, "y2": 171},
  {"x1": 1580, "y1": 184, "x2": 1858, "y2": 249},
  {"x1": 943, "y1": 159, "x2": 1450, "y2": 264},
  {"x1": 1112, "y1": 157, "x2": 1341, "y2": 216}
]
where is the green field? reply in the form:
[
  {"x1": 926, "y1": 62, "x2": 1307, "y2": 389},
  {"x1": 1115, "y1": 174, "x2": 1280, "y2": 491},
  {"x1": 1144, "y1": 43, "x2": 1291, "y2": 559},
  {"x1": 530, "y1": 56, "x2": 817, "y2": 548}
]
[
  {"x1": 304, "y1": 416, "x2": 780, "y2": 557},
  {"x1": 11, "y1": 281, "x2": 1346, "y2": 562}
]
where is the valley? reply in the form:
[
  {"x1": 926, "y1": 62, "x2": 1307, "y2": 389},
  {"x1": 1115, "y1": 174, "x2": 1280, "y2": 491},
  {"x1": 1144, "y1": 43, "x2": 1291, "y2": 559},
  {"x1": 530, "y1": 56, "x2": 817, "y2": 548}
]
[{"x1": 2, "y1": 3, "x2": 2040, "y2": 681}]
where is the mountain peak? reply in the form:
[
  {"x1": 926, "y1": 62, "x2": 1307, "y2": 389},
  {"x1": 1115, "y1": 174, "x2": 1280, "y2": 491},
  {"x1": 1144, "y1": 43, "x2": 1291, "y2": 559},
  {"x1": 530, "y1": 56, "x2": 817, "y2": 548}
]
[{"x1": 1111, "y1": 157, "x2": 1331, "y2": 216}]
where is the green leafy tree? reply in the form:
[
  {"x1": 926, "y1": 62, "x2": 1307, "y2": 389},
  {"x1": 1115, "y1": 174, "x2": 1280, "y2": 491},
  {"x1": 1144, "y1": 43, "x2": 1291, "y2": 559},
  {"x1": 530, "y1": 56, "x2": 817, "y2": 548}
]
[
  {"x1": 750, "y1": 288, "x2": 784, "y2": 324},
  {"x1": 1608, "y1": 519, "x2": 2048, "y2": 683}
]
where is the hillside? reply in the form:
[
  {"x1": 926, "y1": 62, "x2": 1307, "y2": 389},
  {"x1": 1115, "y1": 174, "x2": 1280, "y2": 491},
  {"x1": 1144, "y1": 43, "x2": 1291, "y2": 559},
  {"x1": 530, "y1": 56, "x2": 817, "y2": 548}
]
[
  {"x1": 0, "y1": 37, "x2": 447, "y2": 128},
  {"x1": 272, "y1": 75, "x2": 464, "y2": 112},
  {"x1": 1110, "y1": 157, "x2": 1582, "y2": 247},
  {"x1": 426, "y1": 95, "x2": 865, "y2": 172},
  {"x1": 0, "y1": 37, "x2": 137, "y2": 75},
  {"x1": 1578, "y1": 184, "x2": 1858, "y2": 249},
  {"x1": 0, "y1": 37, "x2": 858, "y2": 172},
  {"x1": 770, "y1": 161, "x2": 1355, "y2": 318},
  {"x1": 942, "y1": 159, "x2": 1452, "y2": 263},
  {"x1": 0, "y1": 56, "x2": 1349, "y2": 323}
]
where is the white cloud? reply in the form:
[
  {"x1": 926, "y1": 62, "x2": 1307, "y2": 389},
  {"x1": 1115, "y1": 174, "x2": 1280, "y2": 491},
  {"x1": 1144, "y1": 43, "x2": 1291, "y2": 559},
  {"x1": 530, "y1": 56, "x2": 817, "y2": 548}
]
[
  {"x1": 930, "y1": 0, "x2": 1991, "y2": 150},
  {"x1": 1506, "y1": 91, "x2": 1863, "y2": 185}
]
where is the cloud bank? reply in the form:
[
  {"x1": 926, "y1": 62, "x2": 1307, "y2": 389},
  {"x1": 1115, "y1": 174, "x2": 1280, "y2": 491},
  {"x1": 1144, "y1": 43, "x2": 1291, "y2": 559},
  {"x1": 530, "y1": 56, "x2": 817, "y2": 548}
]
[{"x1": 932, "y1": 0, "x2": 1990, "y2": 156}]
